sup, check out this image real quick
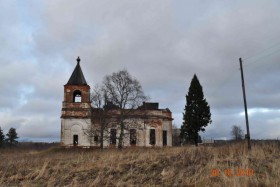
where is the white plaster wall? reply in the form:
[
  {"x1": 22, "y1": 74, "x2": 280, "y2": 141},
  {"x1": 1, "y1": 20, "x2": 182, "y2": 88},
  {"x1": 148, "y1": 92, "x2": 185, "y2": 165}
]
[
  {"x1": 102, "y1": 130, "x2": 110, "y2": 147},
  {"x1": 61, "y1": 118, "x2": 91, "y2": 146},
  {"x1": 61, "y1": 117, "x2": 173, "y2": 147},
  {"x1": 137, "y1": 128, "x2": 146, "y2": 146},
  {"x1": 163, "y1": 120, "x2": 172, "y2": 146}
]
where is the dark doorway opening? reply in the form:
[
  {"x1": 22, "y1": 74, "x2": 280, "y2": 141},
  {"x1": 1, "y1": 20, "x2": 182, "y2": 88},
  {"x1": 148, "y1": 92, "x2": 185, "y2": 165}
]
[
  {"x1": 110, "y1": 129, "x2": 116, "y2": 145},
  {"x1": 163, "y1": 130, "x2": 167, "y2": 146},
  {"x1": 130, "y1": 129, "x2": 136, "y2": 145},
  {"x1": 73, "y1": 135, "x2": 78, "y2": 146},
  {"x1": 150, "y1": 129, "x2": 156, "y2": 145}
]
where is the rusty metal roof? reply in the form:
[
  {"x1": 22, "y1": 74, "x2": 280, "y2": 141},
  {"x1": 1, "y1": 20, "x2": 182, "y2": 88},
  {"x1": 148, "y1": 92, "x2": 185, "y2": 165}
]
[{"x1": 66, "y1": 57, "x2": 88, "y2": 85}]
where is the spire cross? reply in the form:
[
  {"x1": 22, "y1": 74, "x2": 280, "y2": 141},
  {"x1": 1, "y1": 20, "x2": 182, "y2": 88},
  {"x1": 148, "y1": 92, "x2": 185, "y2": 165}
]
[{"x1": 77, "y1": 56, "x2": 80, "y2": 64}]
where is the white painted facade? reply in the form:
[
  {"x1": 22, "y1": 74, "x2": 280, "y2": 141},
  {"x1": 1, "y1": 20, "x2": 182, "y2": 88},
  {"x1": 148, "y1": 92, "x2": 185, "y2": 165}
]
[
  {"x1": 61, "y1": 117, "x2": 173, "y2": 147},
  {"x1": 61, "y1": 118, "x2": 91, "y2": 147}
]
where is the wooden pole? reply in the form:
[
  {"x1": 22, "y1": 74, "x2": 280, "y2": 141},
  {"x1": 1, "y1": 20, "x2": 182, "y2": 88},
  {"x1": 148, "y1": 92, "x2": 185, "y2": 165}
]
[{"x1": 239, "y1": 58, "x2": 251, "y2": 150}]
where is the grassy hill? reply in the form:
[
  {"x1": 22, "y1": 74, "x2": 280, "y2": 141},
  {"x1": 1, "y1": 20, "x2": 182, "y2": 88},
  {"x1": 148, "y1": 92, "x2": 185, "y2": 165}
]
[{"x1": 0, "y1": 142, "x2": 279, "y2": 186}]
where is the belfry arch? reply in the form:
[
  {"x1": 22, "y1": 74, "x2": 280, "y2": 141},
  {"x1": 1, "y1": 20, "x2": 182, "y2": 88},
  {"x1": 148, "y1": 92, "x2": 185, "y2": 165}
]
[{"x1": 73, "y1": 90, "x2": 82, "y2": 102}]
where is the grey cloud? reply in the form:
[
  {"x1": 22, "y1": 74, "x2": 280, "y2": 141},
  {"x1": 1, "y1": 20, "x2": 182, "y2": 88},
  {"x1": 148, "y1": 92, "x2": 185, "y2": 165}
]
[{"x1": 0, "y1": 0, "x2": 280, "y2": 140}]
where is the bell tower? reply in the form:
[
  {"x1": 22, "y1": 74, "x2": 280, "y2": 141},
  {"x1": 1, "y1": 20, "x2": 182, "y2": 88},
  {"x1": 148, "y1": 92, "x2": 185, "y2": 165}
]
[{"x1": 61, "y1": 57, "x2": 92, "y2": 147}]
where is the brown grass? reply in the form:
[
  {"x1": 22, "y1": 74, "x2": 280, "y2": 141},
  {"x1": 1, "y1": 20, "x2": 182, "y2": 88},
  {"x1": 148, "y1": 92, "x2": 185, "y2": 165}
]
[{"x1": 0, "y1": 141, "x2": 279, "y2": 187}]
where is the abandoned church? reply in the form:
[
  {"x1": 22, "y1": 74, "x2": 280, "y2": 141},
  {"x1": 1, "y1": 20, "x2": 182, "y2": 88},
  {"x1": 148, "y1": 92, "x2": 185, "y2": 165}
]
[{"x1": 61, "y1": 58, "x2": 173, "y2": 147}]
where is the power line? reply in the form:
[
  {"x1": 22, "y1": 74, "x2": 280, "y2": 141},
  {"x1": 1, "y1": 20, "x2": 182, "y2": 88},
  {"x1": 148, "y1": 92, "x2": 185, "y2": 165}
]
[
  {"x1": 243, "y1": 48, "x2": 280, "y2": 67},
  {"x1": 243, "y1": 41, "x2": 280, "y2": 61},
  {"x1": 211, "y1": 42, "x2": 280, "y2": 95}
]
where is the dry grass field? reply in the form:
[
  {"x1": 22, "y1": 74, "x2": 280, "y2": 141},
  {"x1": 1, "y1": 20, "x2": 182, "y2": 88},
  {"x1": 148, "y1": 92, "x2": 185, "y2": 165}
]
[{"x1": 0, "y1": 141, "x2": 280, "y2": 187}]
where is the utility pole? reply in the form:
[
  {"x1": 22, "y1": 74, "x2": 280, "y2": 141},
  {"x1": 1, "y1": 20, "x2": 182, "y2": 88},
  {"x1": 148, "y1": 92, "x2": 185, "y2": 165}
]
[{"x1": 239, "y1": 58, "x2": 251, "y2": 150}]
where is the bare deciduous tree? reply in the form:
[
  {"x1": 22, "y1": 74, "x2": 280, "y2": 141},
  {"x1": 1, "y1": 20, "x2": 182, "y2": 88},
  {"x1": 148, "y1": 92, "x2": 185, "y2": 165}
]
[
  {"x1": 84, "y1": 85, "x2": 111, "y2": 149},
  {"x1": 103, "y1": 69, "x2": 148, "y2": 149},
  {"x1": 231, "y1": 125, "x2": 244, "y2": 141}
]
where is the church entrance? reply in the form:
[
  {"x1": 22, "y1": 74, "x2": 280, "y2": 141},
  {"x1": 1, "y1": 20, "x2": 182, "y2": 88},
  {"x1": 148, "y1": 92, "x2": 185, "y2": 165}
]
[{"x1": 73, "y1": 135, "x2": 78, "y2": 146}]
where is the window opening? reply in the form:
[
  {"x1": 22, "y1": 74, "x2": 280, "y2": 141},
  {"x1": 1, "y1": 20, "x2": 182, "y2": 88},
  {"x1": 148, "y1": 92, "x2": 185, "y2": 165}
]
[
  {"x1": 73, "y1": 90, "x2": 82, "y2": 102},
  {"x1": 163, "y1": 130, "x2": 167, "y2": 146},
  {"x1": 130, "y1": 129, "x2": 136, "y2": 145},
  {"x1": 150, "y1": 129, "x2": 156, "y2": 145},
  {"x1": 94, "y1": 135, "x2": 98, "y2": 143},
  {"x1": 110, "y1": 129, "x2": 116, "y2": 145}
]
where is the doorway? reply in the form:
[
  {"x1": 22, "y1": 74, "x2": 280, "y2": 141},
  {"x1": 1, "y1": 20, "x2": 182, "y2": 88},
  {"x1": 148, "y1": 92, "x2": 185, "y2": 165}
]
[{"x1": 73, "y1": 135, "x2": 78, "y2": 146}]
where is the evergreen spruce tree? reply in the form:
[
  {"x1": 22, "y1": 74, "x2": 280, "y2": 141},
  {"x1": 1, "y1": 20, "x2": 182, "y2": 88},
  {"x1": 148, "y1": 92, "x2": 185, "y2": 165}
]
[
  {"x1": 181, "y1": 74, "x2": 212, "y2": 146},
  {"x1": 6, "y1": 127, "x2": 18, "y2": 147},
  {"x1": 0, "y1": 127, "x2": 5, "y2": 147}
]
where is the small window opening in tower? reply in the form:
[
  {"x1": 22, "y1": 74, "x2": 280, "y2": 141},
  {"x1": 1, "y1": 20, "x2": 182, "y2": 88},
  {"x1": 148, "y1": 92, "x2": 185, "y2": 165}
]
[{"x1": 73, "y1": 90, "x2": 82, "y2": 102}]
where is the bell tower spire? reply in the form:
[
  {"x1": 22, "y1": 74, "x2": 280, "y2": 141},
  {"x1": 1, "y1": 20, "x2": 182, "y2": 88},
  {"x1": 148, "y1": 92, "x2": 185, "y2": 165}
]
[
  {"x1": 62, "y1": 57, "x2": 91, "y2": 117},
  {"x1": 61, "y1": 57, "x2": 92, "y2": 147},
  {"x1": 66, "y1": 56, "x2": 87, "y2": 85}
]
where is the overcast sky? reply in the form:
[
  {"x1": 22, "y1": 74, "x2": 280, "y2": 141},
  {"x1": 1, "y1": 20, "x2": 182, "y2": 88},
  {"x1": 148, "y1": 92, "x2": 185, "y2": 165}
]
[{"x1": 1, "y1": 0, "x2": 280, "y2": 142}]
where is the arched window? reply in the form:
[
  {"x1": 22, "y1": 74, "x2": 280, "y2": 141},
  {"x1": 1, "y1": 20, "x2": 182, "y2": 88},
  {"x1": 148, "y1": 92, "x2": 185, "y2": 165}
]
[{"x1": 73, "y1": 90, "x2": 82, "y2": 102}]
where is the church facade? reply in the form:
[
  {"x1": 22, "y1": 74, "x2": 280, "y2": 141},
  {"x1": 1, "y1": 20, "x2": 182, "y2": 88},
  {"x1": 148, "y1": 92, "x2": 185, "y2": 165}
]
[{"x1": 61, "y1": 58, "x2": 173, "y2": 147}]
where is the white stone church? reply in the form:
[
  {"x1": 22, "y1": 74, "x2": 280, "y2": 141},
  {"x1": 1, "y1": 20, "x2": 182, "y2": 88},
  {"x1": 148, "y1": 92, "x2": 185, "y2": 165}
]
[{"x1": 61, "y1": 58, "x2": 173, "y2": 147}]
